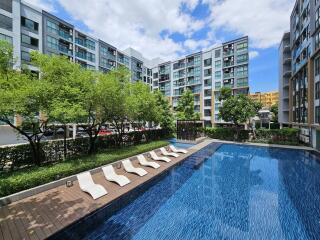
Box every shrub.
[204,127,249,141]
[255,128,299,145]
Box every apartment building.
[0,0,249,127]
[250,91,279,109]
[152,37,249,127]
[278,0,320,148]
[278,32,291,127]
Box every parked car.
[98,129,113,136]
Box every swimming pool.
[52,143,320,239]
[169,138,195,149]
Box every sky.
[25,0,295,93]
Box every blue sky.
[27,0,294,93]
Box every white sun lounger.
[77,172,107,200]
[137,154,160,169]
[160,147,179,158]
[169,144,188,154]
[122,159,147,176]
[149,151,171,163]
[102,165,131,187]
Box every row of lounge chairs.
[76,145,188,199]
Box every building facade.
[152,37,249,127]
[0,0,249,127]
[278,32,291,126]
[278,0,320,148]
[250,91,279,109]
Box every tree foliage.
[270,104,278,123]
[176,89,199,120]
[153,90,175,132]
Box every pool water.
[75,144,320,239]
[169,138,195,149]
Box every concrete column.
[72,124,77,139]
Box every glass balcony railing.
[59,45,72,55]
[59,29,72,41]
[224,73,234,79]
[223,62,234,67]
[223,50,234,56]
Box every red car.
[98,129,113,136]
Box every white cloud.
[249,51,259,59]
[53,0,205,60]
[25,0,55,12]
[204,0,295,48]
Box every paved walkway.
[0,140,213,240]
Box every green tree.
[153,90,175,132]
[127,81,158,129]
[270,104,278,123]
[176,89,199,120]
[219,94,259,140]
[219,87,232,101]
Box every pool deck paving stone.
[0,139,214,240]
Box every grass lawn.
[0,140,168,197]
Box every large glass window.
[215,71,221,79]
[316,31,320,50]
[0,33,12,43]
[316,81,320,99]
[316,106,320,123]
[237,77,248,87]
[204,68,212,77]
[0,0,12,13]
[0,14,12,31]
[47,20,59,35]
[237,54,248,63]
[204,58,212,67]
[87,52,95,62]
[215,49,221,58]
[236,65,248,77]
[315,56,320,76]
[215,82,221,89]
[46,35,58,50]
[86,39,95,50]
[21,34,39,48]
[215,60,221,68]
[21,17,38,32]
[237,42,248,51]
[316,7,320,30]
[21,51,31,62]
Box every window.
[215,49,221,58]
[194,55,201,66]
[237,54,248,63]
[316,106,320,123]
[101,46,108,57]
[204,89,212,97]
[101,58,108,68]
[237,77,248,87]
[215,82,221,89]
[0,0,12,13]
[316,31,320,50]
[215,60,221,68]
[0,33,12,43]
[316,7,320,30]
[215,71,221,79]
[22,34,39,48]
[204,109,211,117]
[86,39,95,50]
[237,42,248,51]
[236,66,248,77]
[316,82,320,100]
[204,99,211,107]
[0,14,12,31]
[153,72,158,79]
[204,68,212,77]
[47,20,59,35]
[87,52,95,62]
[204,58,212,67]
[315,57,320,76]
[21,51,31,62]
[21,17,38,31]
[46,36,58,50]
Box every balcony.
[223,50,234,57]
[59,29,72,42]
[224,73,234,79]
[223,62,234,68]
[186,80,201,86]
[59,45,72,56]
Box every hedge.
[254,128,299,145]
[204,127,300,145]
[204,128,249,141]
[0,129,171,172]
[0,140,169,197]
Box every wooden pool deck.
[0,140,213,240]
